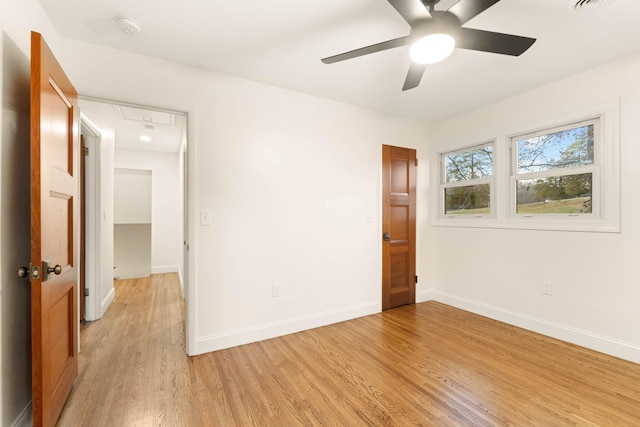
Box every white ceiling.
[40,0,640,124]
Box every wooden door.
[382,145,416,310]
[30,31,79,427]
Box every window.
[440,142,494,217]
[433,103,619,232]
[511,119,598,217]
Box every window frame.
[509,118,601,220]
[439,140,495,219]
[431,101,620,233]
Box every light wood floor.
[57,274,640,426]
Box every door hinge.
[84,288,89,297]
[415,158,418,166]
[415,275,418,283]
[82,146,89,156]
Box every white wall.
[98,129,115,316]
[115,149,182,276]
[56,38,430,355]
[425,53,640,363]
[114,168,152,224]
[1,31,32,427]
[113,168,152,279]
[114,224,152,279]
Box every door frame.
[381,145,417,310]
[79,114,104,321]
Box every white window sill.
[433,217,620,233]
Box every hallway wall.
[115,149,183,277]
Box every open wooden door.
[30,31,79,427]
[382,145,416,310]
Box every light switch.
[200,210,211,226]
[366,210,374,223]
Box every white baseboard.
[417,289,432,303]
[100,286,116,318]
[12,401,32,427]
[427,291,640,364]
[152,265,179,275]
[195,301,379,355]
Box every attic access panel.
[115,105,175,126]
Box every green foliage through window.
[441,143,493,216]
[445,185,491,214]
[516,174,592,214]
[513,119,597,216]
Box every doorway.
[113,168,152,279]
[79,98,188,322]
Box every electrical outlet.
[272,283,281,297]
[542,280,553,296]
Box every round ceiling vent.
[116,17,142,36]
[574,0,615,10]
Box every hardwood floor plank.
[57,274,640,426]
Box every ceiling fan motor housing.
[422,0,442,9]
[411,11,461,40]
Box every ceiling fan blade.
[402,62,427,91]
[322,36,412,64]
[448,0,501,25]
[386,0,431,26]
[457,28,536,56]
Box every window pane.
[516,173,592,214]
[444,184,491,215]
[517,124,594,173]
[444,146,492,183]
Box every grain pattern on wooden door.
[30,31,79,427]
[382,145,416,310]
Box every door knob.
[43,260,62,281]
[17,265,41,280]
[17,266,29,278]
[383,232,391,242]
[48,264,62,275]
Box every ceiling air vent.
[574,0,614,10]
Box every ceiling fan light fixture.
[409,33,456,65]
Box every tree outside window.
[513,120,596,215]
[441,143,493,216]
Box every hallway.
[58,274,190,425]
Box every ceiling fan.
[321,0,536,91]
